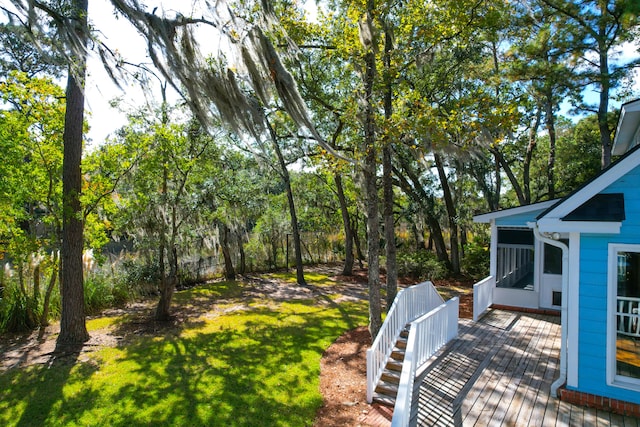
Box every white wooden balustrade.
[366,282,444,404]
[390,297,459,427]
[473,275,495,321]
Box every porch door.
[540,243,565,309]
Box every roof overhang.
[473,200,558,224]
[536,145,640,226]
[612,99,640,156]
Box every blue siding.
[574,164,640,403]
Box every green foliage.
[83,273,129,315]
[121,258,161,296]
[0,283,40,333]
[461,234,491,280]
[397,249,448,281]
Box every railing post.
[366,348,373,403]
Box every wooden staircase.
[371,325,409,407]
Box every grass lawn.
[0,272,368,426]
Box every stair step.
[381,370,401,384]
[390,349,405,361]
[372,393,396,407]
[375,380,399,396]
[370,324,411,410]
[385,358,403,372]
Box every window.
[496,228,534,290]
[543,240,569,275]
[609,244,640,389]
[544,244,563,274]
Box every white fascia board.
[612,100,640,156]
[536,218,622,234]
[540,148,640,221]
[473,200,558,223]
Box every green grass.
[266,272,337,287]
[0,275,368,427]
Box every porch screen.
[615,251,640,380]
[496,228,534,290]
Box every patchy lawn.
[0,265,475,427]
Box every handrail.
[391,297,459,427]
[473,275,495,321]
[366,281,444,403]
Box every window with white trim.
[609,244,640,388]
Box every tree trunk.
[383,145,397,307]
[220,223,236,280]
[155,233,170,320]
[237,230,247,275]
[492,148,526,206]
[361,2,382,339]
[523,106,541,204]
[598,45,612,169]
[33,264,41,303]
[267,122,306,286]
[494,151,501,210]
[544,90,557,199]
[155,163,170,320]
[434,153,459,274]
[57,0,89,349]
[382,21,397,308]
[393,160,450,268]
[334,173,354,276]
[154,86,175,321]
[412,221,426,251]
[351,215,365,269]
[39,252,59,339]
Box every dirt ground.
[313,269,474,427]
[0,265,474,427]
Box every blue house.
[474,99,640,410]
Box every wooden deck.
[411,309,640,426]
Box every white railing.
[391,297,460,427]
[366,281,444,403]
[473,275,495,321]
[617,296,640,337]
[496,245,533,288]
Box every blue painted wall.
[572,164,640,403]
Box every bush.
[0,284,40,333]
[122,258,161,296]
[397,250,447,281]
[84,272,130,315]
[462,235,490,280]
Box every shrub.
[122,258,161,296]
[397,250,447,281]
[0,283,40,333]
[84,272,130,315]
[462,235,490,280]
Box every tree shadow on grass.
[104,301,366,426]
[0,347,99,427]
[0,273,369,427]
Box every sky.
[83,1,640,148]
[84,1,162,148]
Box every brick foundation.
[558,388,640,417]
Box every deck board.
[411,309,640,426]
